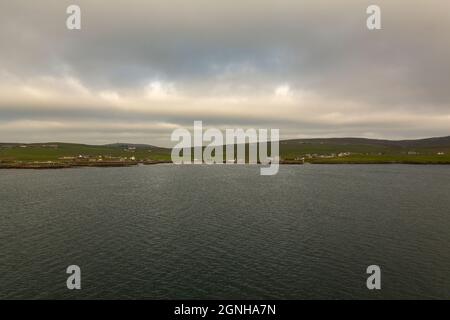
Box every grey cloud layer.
[0,0,449,145]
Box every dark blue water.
[1,164,449,299]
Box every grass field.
[0,143,171,162]
[278,137,450,164]
[1,136,449,165]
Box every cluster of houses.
[58,155,136,162]
[301,152,352,159]
[406,151,446,155]
[18,144,59,148]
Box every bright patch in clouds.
[99,90,120,102]
[145,81,176,100]
[275,85,292,98]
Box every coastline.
[0,160,172,169]
[1,159,449,169]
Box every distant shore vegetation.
[1,136,449,168]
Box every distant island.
[1,136,449,169]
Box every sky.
[0,0,449,146]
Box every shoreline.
[0,160,172,169]
[1,160,449,169]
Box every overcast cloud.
[0,0,449,146]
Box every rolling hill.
[1,136,449,164]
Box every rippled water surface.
[1,164,449,299]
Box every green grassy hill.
[0,143,171,162]
[1,136,449,164]
[279,136,450,163]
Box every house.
[338,152,351,157]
